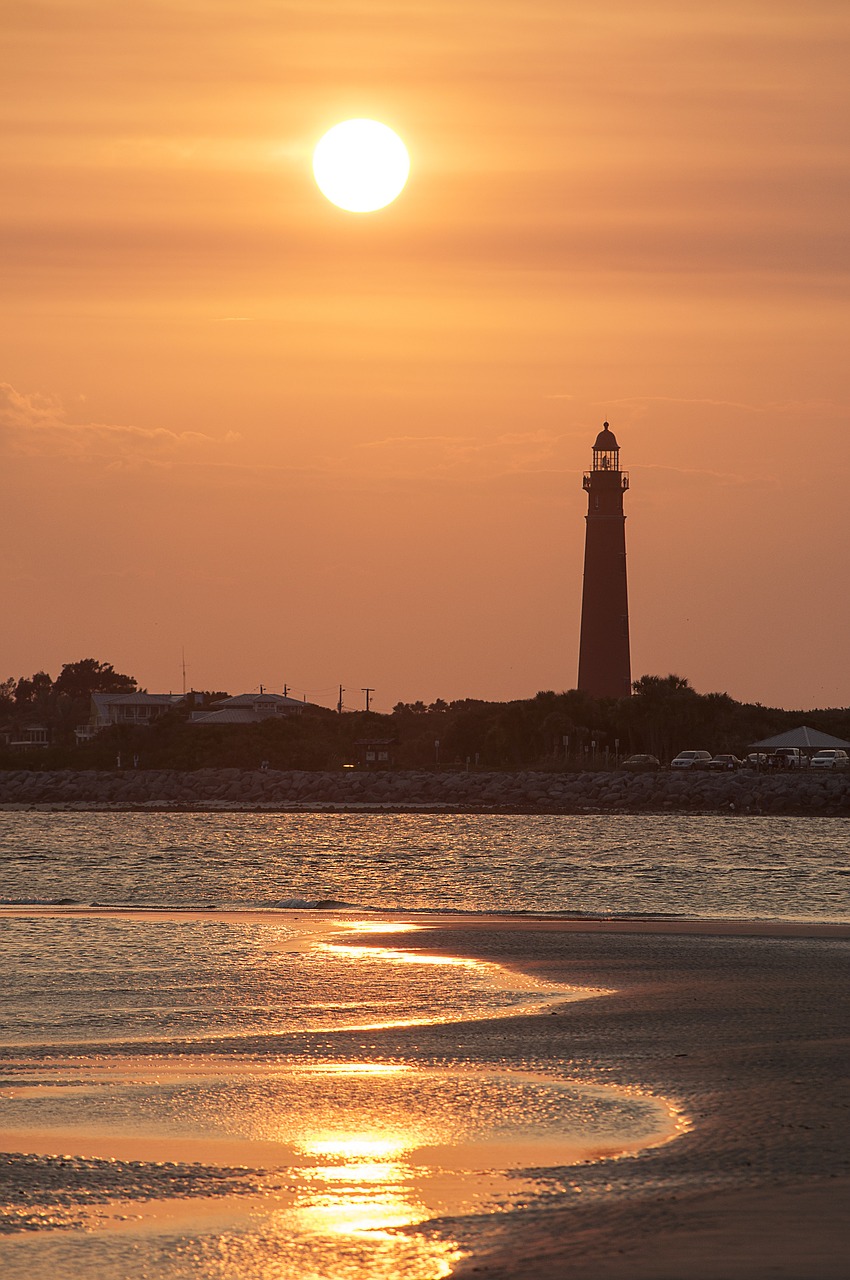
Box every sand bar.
[378,915,850,1279]
[2,913,848,1278]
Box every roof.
[211,693,307,710]
[749,725,850,751]
[593,422,619,451]
[93,692,183,707]
[190,709,272,726]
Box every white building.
[75,693,185,743]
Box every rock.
[0,767,848,814]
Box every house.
[75,693,185,743]
[189,691,310,727]
[6,724,50,751]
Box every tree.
[626,674,700,759]
[14,671,53,707]
[54,659,137,700]
[0,678,16,718]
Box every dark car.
[622,754,661,772]
[706,754,744,771]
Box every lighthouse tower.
[577,422,631,699]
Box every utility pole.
[181,647,187,697]
[337,685,344,714]
[362,687,374,712]
[283,684,288,697]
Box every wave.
[272,897,357,910]
[67,899,698,920]
[0,897,80,906]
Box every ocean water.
[0,810,847,920]
[0,811,845,1279]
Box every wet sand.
[2,914,848,1278]
[390,917,850,1279]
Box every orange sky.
[3,0,849,711]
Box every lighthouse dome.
[593,422,619,450]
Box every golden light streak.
[299,1134,411,1162]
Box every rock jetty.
[0,768,848,814]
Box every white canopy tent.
[749,725,850,752]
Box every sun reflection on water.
[0,916,688,1280]
[336,920,423,935]
[320,941,478,969]
[303,1161,403,1184]
[248,1059,683,1278]
[272,1096,460,1278]
[294,1185,425,1239]
[300,1134,411,1162]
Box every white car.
[770,747,806,769]
[809,749,849,770]
[670,750,712,770]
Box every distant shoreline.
[0,767,848,815]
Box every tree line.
[2,660,848,771]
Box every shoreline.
[3,905,849,936]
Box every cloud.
[0,382,240,461]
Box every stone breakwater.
[0,768,848,814]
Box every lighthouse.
[577,422,632,699]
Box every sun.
[313,119,410,213]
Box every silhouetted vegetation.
[0,659,138,754]
[2,663,849,772]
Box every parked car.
[744,752,770,769]
[706,754,744,771]
[622,754,661,772]
[670,750,712,770]
[809,749,849,771]
[769,747,806,770]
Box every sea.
[2,809,848,921]
[0,810,847,1280]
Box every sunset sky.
[3,0,849,712]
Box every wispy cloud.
[0,382,240,461]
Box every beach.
[2,911,848,1278]
[404,917,850,1279]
